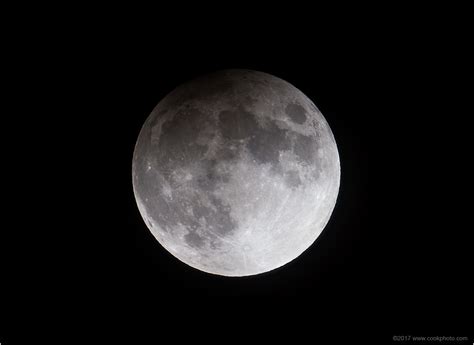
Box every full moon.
[132,70,340,276]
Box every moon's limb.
[132,69,340,276]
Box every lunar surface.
[132,70,340,276]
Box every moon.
[132,70,340,276]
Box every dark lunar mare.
[135,106,240,247]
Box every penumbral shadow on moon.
[132,69,340,276]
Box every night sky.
[2,9,471,343]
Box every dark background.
[2,7,472,343]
